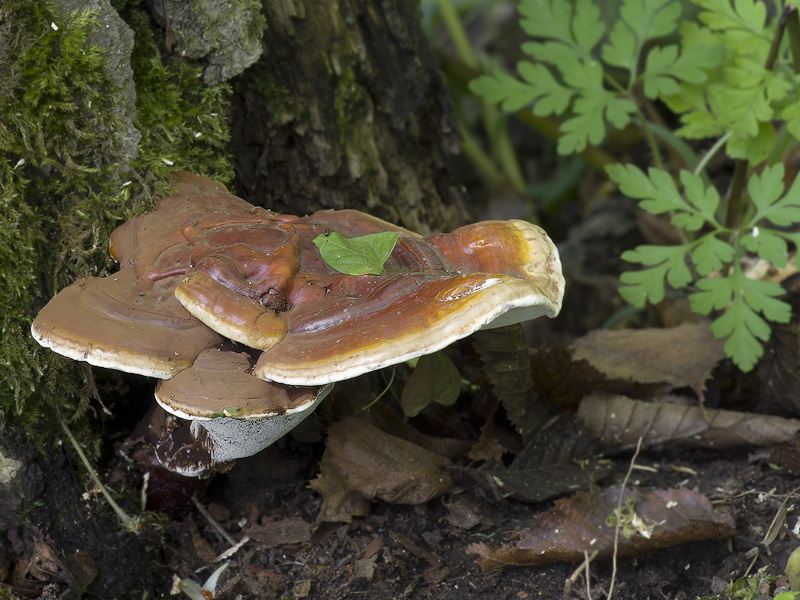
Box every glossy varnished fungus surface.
[31,268,223,379]
[33,172,564,388]
[155,345,322,420]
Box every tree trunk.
[229,0,468,234]
[2,1,472,596]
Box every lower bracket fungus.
[32,172,564,476]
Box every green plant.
[179,562,230,600]
[470,0,720,162]
[608,163,800,371]
[469,0,800,371]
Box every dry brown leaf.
[464,415,609,503]
[769,433,800,472]
[467,415,507,462]
[758,318,800,415]
[578,392,800,451]
[311,417,453,523]
[244,517,312,549]
[571,323,725,391]
[469,486,735,569]
[530,341,670,410]
[362,402,471,462]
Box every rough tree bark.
[229,0,468,234]
[1,1,471,597]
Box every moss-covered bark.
[0,0,236,438]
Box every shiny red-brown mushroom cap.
[154,345,332,469]
[154,344,327,420]
[33,174,563,389]
[252,217,563,385]
[31,269,223,379]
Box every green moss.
[122,3,234,188]
[0,0,234,444]
[333,67,366,145]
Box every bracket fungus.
[32,172,564,476]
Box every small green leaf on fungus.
[400,352,462,418]
[313,231,399,276]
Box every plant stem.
[436,51,616,171]
[723,4,792,231]
[785,5,800,73]
[695,131,731,177]
[635,101,664,171]
[436,0,527,197]
[436,0,478,69]
[457,118,503,188]
[60,417,140,533]
[724,160,748,230]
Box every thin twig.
[607,437,643,600]
[584,550,596,599]
[192,494,237,547]
[60,417,140,533]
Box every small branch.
[192,494,238,547]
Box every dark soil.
[5,413,797,600]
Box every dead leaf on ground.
[578,392,800,451]
[769,432,800,472]
[530,341,670,410]
[462,415,609,503]
[469,486,735,569]
[362,402,471,462]
[466,415,507,462]
[244,517,312,549]
[571,322,725,396]
[758,318,800,415]
[0,518,96,598]
[311,417,453,523]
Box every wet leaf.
[469,486,735,569]
[462,415,609,503]
[312,231,399,275]
[311,417,453,523]
[400,351,461,417]
[578,392,800,451]
[244,517,312,549]
[571,322,725,392]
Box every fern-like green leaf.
[711,294,768,372]
[692,235,735,275]
[689,276,733,315]
[745,164,800,228]
[741,228,788,268]
[469,71,541,112]
[619,244,694,306]
[519,0,604,61]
